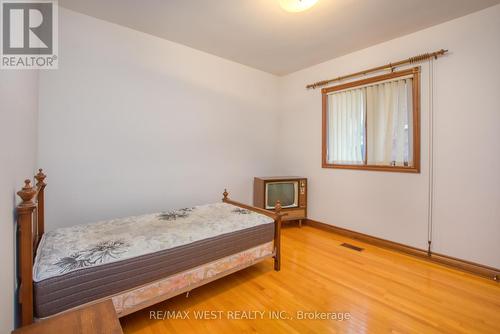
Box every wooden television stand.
[254,177,307,227]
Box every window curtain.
[366,78,413,166]
[327,89,365,164]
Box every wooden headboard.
[16,169,46,326]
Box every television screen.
[266,182,297,209]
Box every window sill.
[322,163,420,173]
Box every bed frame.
[15,170,284,326]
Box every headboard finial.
[223,189,229,201]
[17,180,37,207]
[35,168,47,188]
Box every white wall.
[278,5,500,268]
[38,8,280,229]
[0,71,38,332]
[38,6,500,269]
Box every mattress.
[33,203,275,318]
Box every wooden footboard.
[222,189,285,271]
[15,173,283,327]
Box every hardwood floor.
[120,226,500,333]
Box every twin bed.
[16,170,284,326]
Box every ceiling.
[59,0,500,75]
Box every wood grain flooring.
[120,225,500,333]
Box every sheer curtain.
[327,89,365,164]
[366,78,413,166]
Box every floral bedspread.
[33,203,274,282]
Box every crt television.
[253,177,307,221]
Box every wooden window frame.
[321,67,421,173]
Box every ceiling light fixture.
[279,0,319,13]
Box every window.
[322,67,420,172]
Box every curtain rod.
[306,49,448,89]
